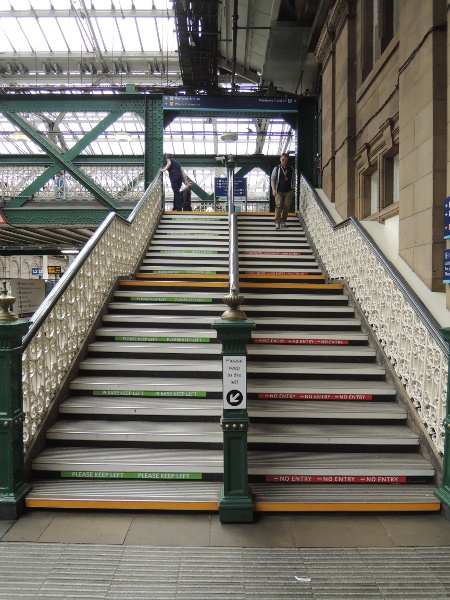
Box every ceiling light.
[61,249,79,255]
[221,132,238,142]
[12,132,28,141]
[114,131,132,142]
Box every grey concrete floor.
[2,511,450,599]
[3,509,450,547]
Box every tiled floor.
[3,509,450,547]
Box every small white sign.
[8,278,45,318]
[223,356,246,409]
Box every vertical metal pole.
[0,282,31,520]
[227,155,235,214]
[435,327,450,507]
[212,161,255,522]
[212,317,255,523]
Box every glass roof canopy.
[0,1,297,200]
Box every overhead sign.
[163,95,299,112]
[223,356,247,409]
[215,177,247,198]
[445,197,450,239]
[31,268,43,277]
[444,249,450,283]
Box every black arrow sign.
[226,389,243,407]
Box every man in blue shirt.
[270,153,295,229]
[160,154,188,211]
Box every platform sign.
[223,356,247,409]
[445,197,450,239]
[444,250,450,283]
[163,95,299,112]
[8,278,45,318]
[48,265,61,275]
[215,177,247,199]
[31,267,43,277]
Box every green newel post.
[212,289,255,523]
[0,281,31,520]
[436,328,450,507]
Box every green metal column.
[212,313,255,523]
[435,328,450,507]
[144,96,164,189]
[0,283,31,520]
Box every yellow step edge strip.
[120,281,229,288]
[254,502,441,512]
[134,274,327,282]
[240,282,343,290]
[241,275,325,281]
[136,273,229,280]
[165,211,226,216]
[25,499,440,512]
[25,500,218,511]
[119,280,342,290]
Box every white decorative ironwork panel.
[300,177,447,454]
[0,165,144,203]
[22,180,162,451]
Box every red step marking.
[253,338,349,345]
[244,271,308,275]
[266,475,407,483]
[242,251,302,255]
[258,393,373,400]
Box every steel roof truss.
[4,110,124,209]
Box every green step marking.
[61,471,202,480]
[93,390,207,397]
[151,270,216,274]
[130,296,213,303]
[114,336,211,342]
[159,250,218,254]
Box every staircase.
[25,212,440,512]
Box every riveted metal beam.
[144,96,164,188]
[4,111,123,209]
[3,209,131,226]
[12,112,126,201]
[0,94,147,113]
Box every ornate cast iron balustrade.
[21,178,163,451]
[300,176,448,454]
[164,200,270,212]
[0,165,145,202]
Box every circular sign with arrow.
[226,389,243,407]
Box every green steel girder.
[0,94,149,113]
[0,154,278,169]
[9,112,123,208]
[3,209,132,226]
[4,111,122,209]
[144,96,164,188]
[117,175,142,198]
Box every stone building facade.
[315,0,447,298]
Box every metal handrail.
[301,176,446,353]
[23,174,161,349]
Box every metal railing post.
[212,155,255,523]
[0,282,31,519]
[435,327,450,507]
